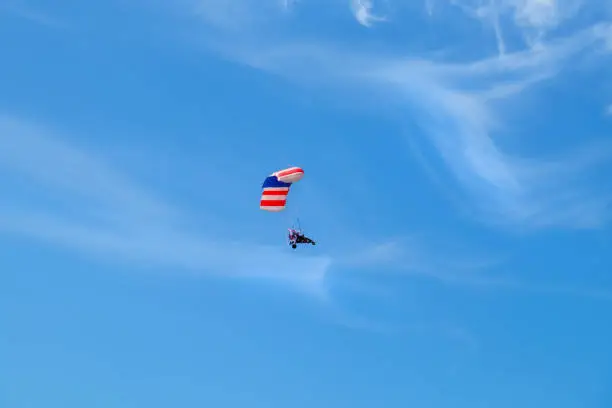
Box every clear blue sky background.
[1,0,612,407]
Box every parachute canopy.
[260,166,304,212]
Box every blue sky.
[1,0,612,406]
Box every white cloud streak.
[351,0,386,27]
[8,113,600,311]
[362,23,612,229]
[0,115,331,294]
[212,20,612,230]
[183,0,612,231]
[451,0,587,49]
[185,0,296,34]
[335,236,612,305]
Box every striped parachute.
[259,166,304,212]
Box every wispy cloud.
[450,0,586,49]
[0,114,331,293]
[364,23,612,229]
[9,112,600,319]
[334,236,509,288]
[184,0,612,231]
[449,0,507,55]
[323,233,612,346]
[332,234,612,303]
[323,301,481,350]
[186,0,294,34]
[0,115,500,344]
[350,0,386,27]
[504,0,583,43]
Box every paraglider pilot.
[288,228,316,249]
